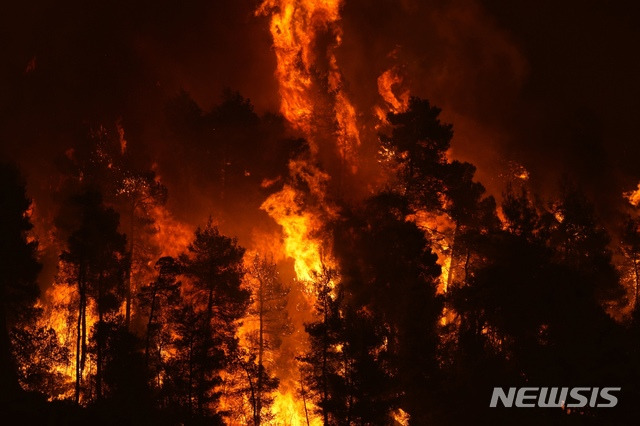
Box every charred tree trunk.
[321,292,330,426]
[256,277,265,425]
[196,280,215,416]
[634,254,639,307]
[344,350,353,426]
[300,378,311,426]
[145,287,158,367]
[75,288,87,404]
[242,362,258,425]
[96,272,104,401]
[125,203,135,330]
[75,265,87,404]
[463,248,471,286]
[188,337,194,418]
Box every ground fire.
[2,0,640,425]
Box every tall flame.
[256,1,357,421]
[261,185,326,283]
[257,0,360,170]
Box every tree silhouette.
[173,221,250,421]
[0,162,42,404]
[382,97,498,293]
[10,307,70,398]
[138,256,182,374]
[448,185,629,423]
[240,255,291,425]
[116,170,168,330]
[332,192,443,423]
[381,97,453,208]
[59,189,127,403]
[54,122,169,331]
[545,184,624,305]
[164,301,202,422]
[299,267,342,426]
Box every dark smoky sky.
[339,0,640,220]
[1,0,639,224]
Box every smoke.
[336,0,638,226]
[2,0,639,267]
[336,0,527,196]
[0,0,283,250]
[2,1,638,419]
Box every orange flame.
[624,183,640,207]
[410,209,456,293]
[377,67,410,113]
[257,0,361,170]
[261,184,326,284]
[149,205,193,258]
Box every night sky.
[2,0,639,223]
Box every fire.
[256,3,421,423]
[39,281,99,401]
[261,185,325,283]
[260,158,336,285]
[116,119,127,154]
[257,134,340,424]
[257,0,361,169]
[377,67,410,113]
[271,390,321,426]
[392,408,411,425]
[149,205,193,258]
[624,182,640,207]
[411,209,457,293]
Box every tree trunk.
[446,221,460,292]
[243,363,258,425]
[75,283,86,404]
[188,338,194,418]
[96,272,104,401]
[322,291,330,426]
[196,286,215,415]
[256,277,265,425]
[300,378,311,426]
[125,203,135,330]
[145,288,158,367]
[634,254,639,307]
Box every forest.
[2,93,640,425]
[2,0,640,425]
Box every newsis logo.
[490,387,621,408]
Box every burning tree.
[237,254,292,425]
[331,192,443,424]
[138,256,182,378]
[381,96,498,292]
[163,221,250,422]
[621,215,640,312]
[58,189,127,403]
[115,169,168,330]
[55,123,169,331]
[2,1,639,423]
[446,185,629,424]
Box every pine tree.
[331,192,443,423]
[138,257,181,374]
[241,255,291,425]
[0,163,42,404]
[59,189,127,403]
[175,221,250,420]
